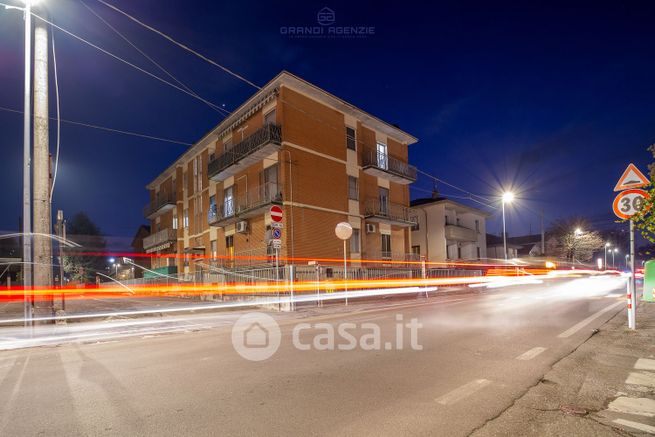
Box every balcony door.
[261,164,279,202]
[224,186,235,217]
[379,187,389,216]
[376,142,388,170]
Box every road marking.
[436,379,491,405]
[625,372,655,388]
[608,397,655,417]
[634,358,655,371]
[612,418,655,434]
[556,301,624,338]
[516,347,547,361]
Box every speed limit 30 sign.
[613,189,649,219]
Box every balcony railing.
[363,198,415,227]
[362,149,417,184]
[143,194,176,219]
[143,228,177,252]
[208,182,282,227]
[208,123,282,181]
[363,252,421,262]
[444,224,478,242]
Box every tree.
[546,217,604,263]
[631,143,655,242]
[63,212,106,283]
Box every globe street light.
[501,192,514,260]
[335,222,353,305]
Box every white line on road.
[612,418,655,434]
[556,301,624,338]
[625,372,655,388]
[608,397,655,417]
[515,347,547,361]
[634,358,655,371]
[435,379,491,405]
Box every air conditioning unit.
[366,223,376,234]
[236,221,248,234]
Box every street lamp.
[335,222,353,305]
[612,248,618,269]
[604,242,611,270]
[575,228,582,236]
[501,192,514,260]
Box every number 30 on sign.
[613,189,649,219]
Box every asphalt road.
[0,275,630,436]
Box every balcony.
[445,224,478,242]
[208,182,283,227]
[208,123,282,181]
[143,194,176,219]
[143,228,177,253]
[362,149,417,184]
[363,198,416,227]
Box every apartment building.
[142,71,418,277]
[409,195,489,262]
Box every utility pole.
[32,18,53,319]
[56,210,66,313]
[22,0,33,326]
[540,210,545,256]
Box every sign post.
[612,163,650,330]
[269,205,284,311]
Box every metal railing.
[143,193,176,218]
[362,149,417,181]
[143,228,177,250]
[208,182,282,225]
[208,123,282,179]
[363,198,415,224]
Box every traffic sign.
[614,163,650,192]
[272,239,282,249]
[270,222,283,229]
[270,205,283,222]
[272,228,282,239]
[612,189,649,219]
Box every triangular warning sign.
[614,163,650,191]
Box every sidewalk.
[473,301,655,436]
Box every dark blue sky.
[1,0,654,246]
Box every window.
[264,108,276,125]
[223,138,233,152]
[224,186,234,217]
[209,195,216,221]
[457,246,462,259]
[172,212,178,230]
[209,151,215,162]
[210,240,217,264]
[411,245,420,255]
[477,247,481,259]
[348,176,358,200]
[456,217,461,226]
[379,187,389,215]
[376,142,388,170]
[261,164,279,200]
[350,228,360,253]
[183,208,189,229]
[410,216,419,231]
[475,219,480,233]
[381,234,391,258]
[445,215,450,225]
[346,126,356,151]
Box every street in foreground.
[1,276,653,436]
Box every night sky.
[1,0,654,248]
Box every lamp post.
[604,242,611,270]
[612,248,618,269]
[335,222,353,305]
[501,192,514,260]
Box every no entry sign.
[270,205,283,222]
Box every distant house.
[410,195,489,262]
[486,234,521,259]
[507,234,547,257]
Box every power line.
[0,105,192,145]
[80,0,228,115]
[49,21,61,201]
[2,4,233,115]
[94,0,261,90]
